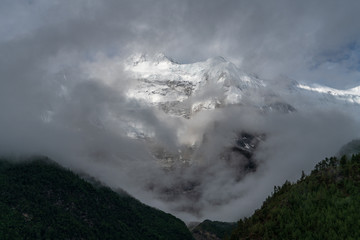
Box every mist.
[1,0,360,222]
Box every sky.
[1,0,360,88]
[1,0,360,222]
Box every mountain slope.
[124,53,266,118]
[297,84,360,105]
[0,157,194,240]
[229,153,360,240]
[123,54,360,118]
[191,220,236,240]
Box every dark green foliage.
[192,220,236,239]
[229,154,360,240]
[0,157,194,240]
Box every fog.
[1,0,360,222]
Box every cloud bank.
[1,0,360,222]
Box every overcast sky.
[1,0,360,222]
[1,0,360,88]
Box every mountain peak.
[123,53,267,119]
[128,53,176,66]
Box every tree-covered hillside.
[0,157,194,240]
[229,154,360,240]
[191,219,236,240]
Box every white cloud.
[1,0,360,222]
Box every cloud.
[1,0,360,223]
[2,0,360,86]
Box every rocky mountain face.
[124,53,267,118]
[124,53,360,122]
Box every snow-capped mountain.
[121,53,360,167]
[124,53,266,118]
[60,53,360,220]
[297,83,360,105]
[124,53,360,119]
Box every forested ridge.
[0,157,194,240]
[228,153,360,240]
[191,219,236,240]
[3,153,360,240]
